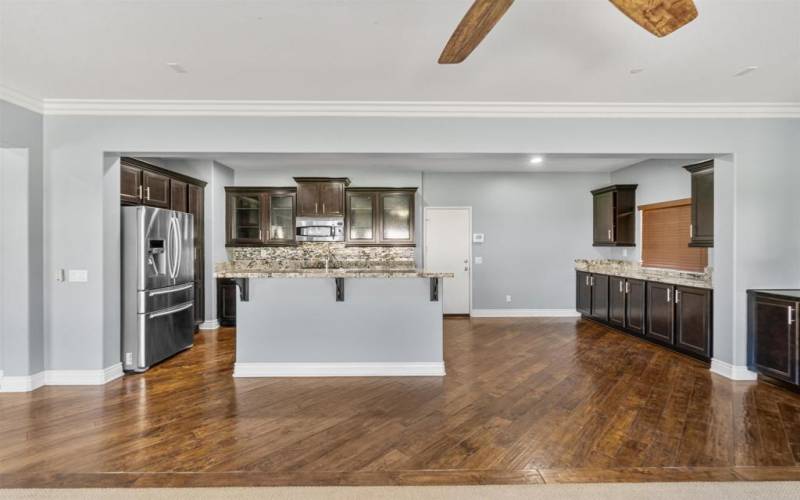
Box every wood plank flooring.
[1,317,799,487]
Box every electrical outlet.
[506,295,512,303]
[475,256,483,264]
[68,269,88,282]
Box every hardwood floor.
[1,317,799,487]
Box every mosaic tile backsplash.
[227,243,416,270]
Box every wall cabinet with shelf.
[225,187,297,247]
[591,184,637,247]
[345,188,416,246]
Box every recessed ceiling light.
[733,66,758,77]
[166,62,188,74]
[529,156,544,165]
[629,68,645,74]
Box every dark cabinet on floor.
[591,185,637,247]
[748,291,800,387]
[217,279,238,326]
[685,160,714,248]
[120,157,207,329]
[577,271,712,361]
[345,188,416,246]
[225,187,297,246]
[294,177,349,217]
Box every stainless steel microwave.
[295,217,345,242]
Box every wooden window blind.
[640,198,708,272]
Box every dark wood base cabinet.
[748,290,800,389]
[578,271,712,362]
[217,279,238,326]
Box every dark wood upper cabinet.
[591,185,637,247]
[625,278,646,335]
[590,274,609,322]
[675,286,712,358]
[646,281,675,344]
[294,178,350,217]
[609,276,627,328]
[345,188,416,247]
[685,160,714,247]
[120,163,143,204]
[225,187,297,247]
[170,179,188,212]
[576,271,592,316]
[266,190,297,244]
[748,291,799,385]
[142,170,171,208]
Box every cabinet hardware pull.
[788,306,794,325]
[625,282,630,294]
[315,202,318,214]
[675,290,681,303]
[590,276,594,286]
[259,229,262,240]
[608,229,612,240]
[322,203,325,213]
[619,281,623,293]
[137,185,143,199]
[585,276,589,286]
[667,289,671,302]
[146,186,151,200]
[690,224,693,238]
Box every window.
[640,198,707,272]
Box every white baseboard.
[471,309,580,318]
[710,359,758,381]
[199,319,220,330]
[0,364,123,392]
[233,362,446,378]
[0,371,45,392]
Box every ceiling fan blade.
[439,0,514,64]
[610,0,698,37]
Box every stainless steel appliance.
[295,216,345,242]
[122,206,194,372]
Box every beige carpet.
[2,483,799,499]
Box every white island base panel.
[233,278,445,377]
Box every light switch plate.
[68,269,88,282]
[473,233,485,243]
[475,256,483,264]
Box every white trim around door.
[424,206,473,316]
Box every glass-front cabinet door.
[346,191,377,244]
[268,191,296,243]
[379,192,414,244]
[227,191,264,245]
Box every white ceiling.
[137,153,710,173]
[1,0,799,102]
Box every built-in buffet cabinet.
[120,158,207,328]
[577,270,712,360]
[748,290,800,390]
[225,187,297,246]
[591,184,637,247]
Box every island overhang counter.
[214,265,454,378]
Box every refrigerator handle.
[173,215,182,279]
[167,216,177,279]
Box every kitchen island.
[214,263,453,377]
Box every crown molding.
[0,86,43,114]
[38,99,800,118]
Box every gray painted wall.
[40,114,800,373]
[0,100,44,377]
[422,172,611,310]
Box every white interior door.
[424,207,471,315]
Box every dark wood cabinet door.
[296,182,320,216]
[120,164,143,204]
[686,161,714,247]
[267,192,296,243]
[625,279,646,335]
[170,179,188,212]
[226,191,265,245]
[188,184,204,326]
[142,170,170,208]
[646,282,675,344]
[609,276,626,327]
[378,191,415,244]
[675,286,712,359]
[593,191,614,245]
[319,182,344,216]
[576,271,592,316]
[217,279,237,326]
[590,274,609,322]
[346,191,378,244]
[750,295,798,384]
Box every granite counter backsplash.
[575,259,712,289]
[228,243,415,270]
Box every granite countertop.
[575,259,712,289]
[214,262,453,279]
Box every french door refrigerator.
[122,206,194,372]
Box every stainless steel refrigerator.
[122,206,195,372]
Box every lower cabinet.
[748,291,799,386]
[577,271,712,361]
[217,279,238,326]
